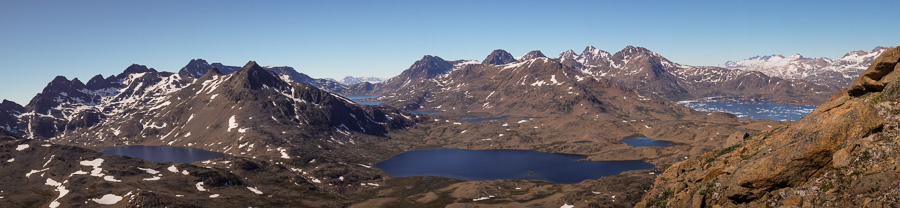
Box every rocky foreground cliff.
[638,47,900,207]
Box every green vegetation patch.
[644,188,675,207]
[707,143,742,162]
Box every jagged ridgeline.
[349,46,838,107]
[3,60,416,159]
[638,47,900,207]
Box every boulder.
[848,47,900,96]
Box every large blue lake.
[375,148,655,184]
[678,98,816,121]
[100,146,228,163]
[346,95,384,105]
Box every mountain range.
[723,46,888,87]
[179,58,350,94]
[350,46,839,106]
[336,76,384,85]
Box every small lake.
[100,146,228,163]
[678,98,816,121]
[621,137,671,147]
[460,115,507,123]
[375,148,655,184]
[411,110,444,114]
[346,95,384,105]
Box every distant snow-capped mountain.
[722,54,832,79]
[548,45,834,105]
[338,76,384,85]
[722,47,888,86]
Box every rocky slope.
[724,46,888,87]
[0,130,360,207]
[638,47,900,207]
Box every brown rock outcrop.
[848,47,900,96]
[638,47,900,207]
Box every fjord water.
[678,98,816,121]
[100,146,228,163]
[346,95,384,105]
[375,148,655,184]
[621,137,672,147]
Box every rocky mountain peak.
[121,64,156,77]
[86,74,105,86]
[0,99,23,110]
[231,61,285,90]
[407,55,453,79]
[517,50,546,61]
[557,49,578,61]
[50,75,69,83]
[418,55,443,63]
[242,61,260,70]
[71,78,84,85]
[617,45,654,56]
[199,67,224,79]
[582,45,602,55]
[481,49,517,65]
[179,58,214,78]
[578,45,612,64]
[188,58,209,65]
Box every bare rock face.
[517,50,546,61]
[638,47,900,207]
[848,47,900,96]
[481,49,517,65]
[722,95,882,202]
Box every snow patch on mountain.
[722,47,888,84]
[338,76,384,85]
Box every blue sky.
[1,0,897,104]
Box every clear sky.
[1,0,897,104]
